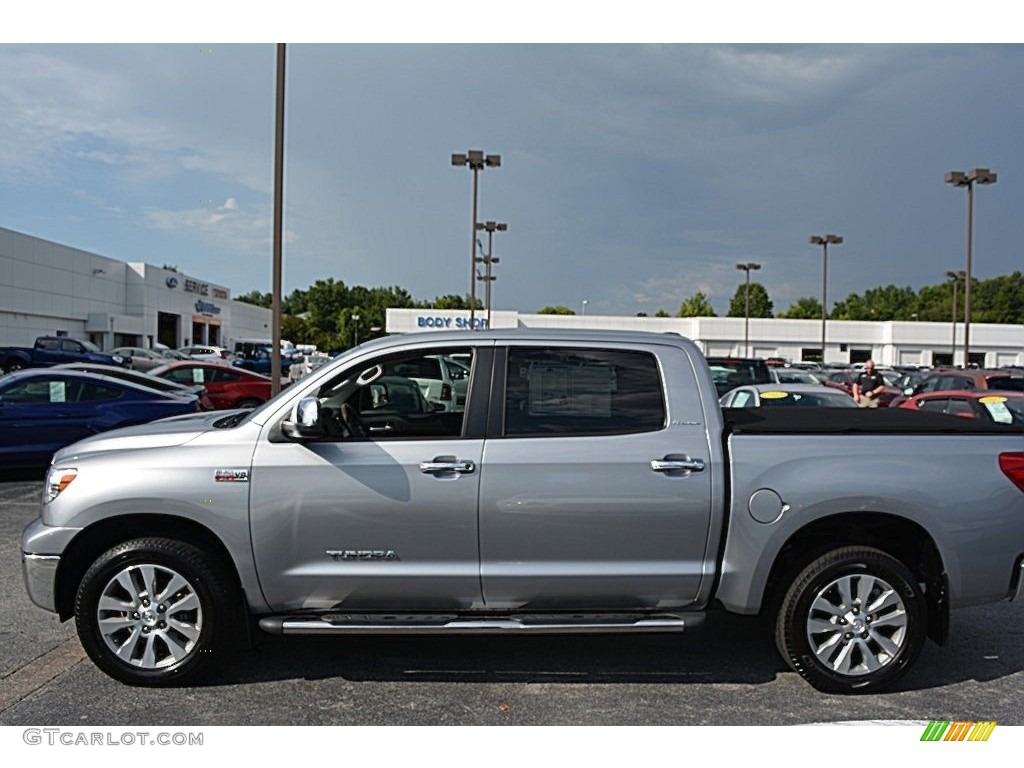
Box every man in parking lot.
[852,359,885,407]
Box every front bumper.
[22,517,83,615]
[22,553,60,612]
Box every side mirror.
[282,396,324,440]
[903,387,915,396]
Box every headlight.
[112,355,124,363]
[44,467,78,504]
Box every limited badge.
[214,469,249,482]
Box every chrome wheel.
[805,573,908,676]
[96,563,203,669]
[776,546,926,693]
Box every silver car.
[720,383,857,408]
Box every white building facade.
[0,226,272,351]
[386,308,1024,368]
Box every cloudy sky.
[1,37,1021,316]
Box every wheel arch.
[762,512,949,645]
[55,514,245,622]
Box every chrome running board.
[258,612,703,636]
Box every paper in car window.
[192,368,204,384]
[49,381,67,403]
[980,398,1012,424]
[760,391,789,400]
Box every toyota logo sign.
[166,276,178,288]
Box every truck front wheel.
[74,538,233,686]
[775,546,926,694]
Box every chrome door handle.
[651,458,705,473]
[419,460,475,474]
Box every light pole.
[735,262,761,357]
[809,235,843,363]
[452,150,501,330]
[475,220,506,329]
[582,299,588,316]
[351,314,360,347]
[946,168,997,366]
[945,269,966,365]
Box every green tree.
[538,305,577,315]
[727,282,773,318]
[236,290,272,308]
[280,314,311,344]
[830,285,917,321]
[778,297,823,319]
[676,292,717,317]
[655,309,670,318]
[305,278,350,334]
[415,294,482,310]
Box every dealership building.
[0,226,272,351]
[387,308,1024,369]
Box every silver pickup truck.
[21,330,1024,692]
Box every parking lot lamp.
[475,221,506,329]
[582,299,588,316]
[945,270,966,364]
[452,150,501,330]
[735,262,761,357]
[946,169,997,365]
[351,314,360,347]
[808,235,843,363]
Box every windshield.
[80,339,102,353]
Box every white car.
[384,354,470,412]
[178,345,233,363]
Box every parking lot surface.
[3,475,1023,726]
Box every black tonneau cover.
[723,407,1024,435]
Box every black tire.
[235,398,262,409]
[74,538,235,686]
[4,359,25,373]
[775,546,926,694]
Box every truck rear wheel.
[4,359,24,373]
[74,538,234,686]
[775,546,926,694]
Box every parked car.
[287,353,331,383]
[177,345,232,363]
[54,363,216,411]
[720,383,858,408]
[384,354,470,411]
[0,368,199,466]
[899,390,1024,425]
[0,336,128,373]
[233,347,292,376]
[149,361,277,409]
[23,330,1024,694]
[110,346,168,372]
[704,356,773,397]
[770,368,824,385]
[909,368,1024,396]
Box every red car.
[149,361,279,410]
[899,390,1024,425]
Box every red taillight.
[441,383,452,400]
[1000,453,1024,493]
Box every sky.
[2,14,1022,317]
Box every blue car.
[0,369,200,467]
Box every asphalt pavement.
[2,475,1023,726]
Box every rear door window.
[504,347,665,436]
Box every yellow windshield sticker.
[979,395,1007,404]
[760,391,789,400]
